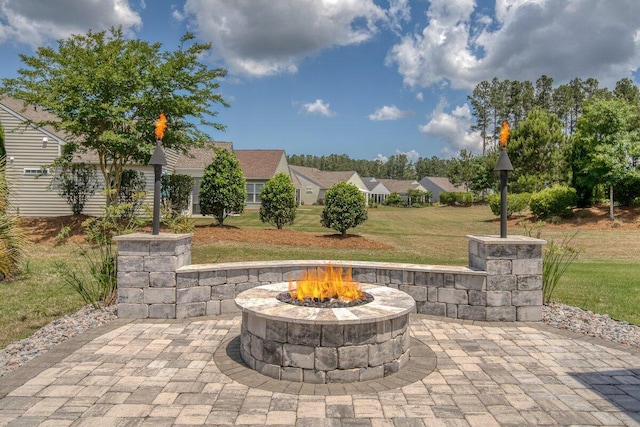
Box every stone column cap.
[467,235,546,245]
[113,232,192,242]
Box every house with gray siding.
[419,176,466,203]
[289,165,369,205]
[0,95,178,217]
[174,144,290,214]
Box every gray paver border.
[213,335,436,395]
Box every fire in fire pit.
[279,264,373,308]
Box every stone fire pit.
[235,283,415,383]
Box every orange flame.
[499,121,510,148]
[155,113,167,141]
[289,264,363,302]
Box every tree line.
[287,153,451,181]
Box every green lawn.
[1,204,638,348]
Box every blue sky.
[1,1,640,162]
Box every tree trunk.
[609,184,614,221]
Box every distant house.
[289,165,369,205]
[419,176,466,203]
[234,149,289,209]
[364,178,429,205]
[174,144,289,213]
[0,95,290,217]
[362,177,389,204]
[0,95,178,217]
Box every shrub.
[58,203,141,308]
[382,192,405,207]
[487,192,531,218]
[320,182,368,236]
[199,148,246,225]
[440,191,473,206]
[259,173,297,229]
[161,173,194,218]
[55,162,100,215]
[0,157,27,280]
[529,185,578,219]
[117,169,147,220]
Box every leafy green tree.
[199,148,246,225]
[161,174,195,218]
[259,173,297,229]
[118,169,147,220]
[572,98,640,218]
[382,154,415,180]
[415,156,451,180]
[55,163,100,215]
[468,80,492,155]
[1,27,228,206]
[614,77,640,106]
[508,108,569,192]
[320,182,368,236]
[535,75,554,111]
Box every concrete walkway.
[0,314,638,426]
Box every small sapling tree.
[259,173,297,229]
[320,182,368,236]
[199,148,246,225]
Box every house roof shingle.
[234,149,285,180]
[289,165,356,189]
[377,179,422,194]
[174,142,233,168]
[420,176,463,192]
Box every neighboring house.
[362,177,389,204]
[420,176,466,203]
[174,144,290,213]
[0,95,178,217]
[234,149,289,209]
[289,165,369,205]
[173,142,232,215]
[365,178,429,205]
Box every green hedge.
[529,185,577,219]
[487,192,531,218]
[440,191,473,206]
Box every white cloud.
[299,99,336,117]
[368,105,414,121]
[415,92,424,102]
[419,101,481,156]
[375,153,388,163]
[182,0,388,77]
[0,0,141,48]
[395,149,420,163]
[386,0,640,89]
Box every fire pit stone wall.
[114,234,546,322]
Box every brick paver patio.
[0,314,638,426]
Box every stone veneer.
[235,283,415,383]
[114,233,545,322]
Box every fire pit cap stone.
[235,283,416,325]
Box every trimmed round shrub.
[529,185,578,219]
[440,191,474,206]
[487,192,531,218]
[320,182,368,235]
[382,192,405,207]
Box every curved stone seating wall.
[114,233,545,322]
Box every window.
[23,168,50,176]
[306,186,313,194]
[246,182,264,203]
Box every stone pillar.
[114,233,191,319]
[468,235,546,322]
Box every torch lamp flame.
[155,113,167,141]
[499,121,510,148]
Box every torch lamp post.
[149,114,168,235]
[494,122,513,238]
